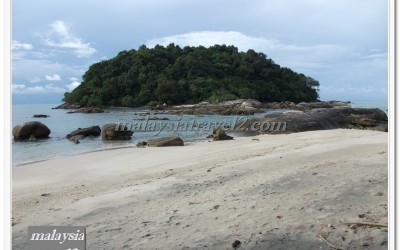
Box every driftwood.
[318,234,344,250]
[343,221,388,227]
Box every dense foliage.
[63,44,320,106]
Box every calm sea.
[11,100,388,166]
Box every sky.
[11,0,388,104]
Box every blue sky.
[12,0,388,104]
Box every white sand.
[12,129,388,249]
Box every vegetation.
[63,44,320,107]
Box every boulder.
[221,106,262,115]
[66,126,101,143]
[147,136,184,147]
[102,123,134,140]
[240,107,388,134]
[212,127,234,141]
[13,121,51,140]
[32,114,49,118]
[136,141,148,147]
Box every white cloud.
[45,74,61,81]
[12,57,86,84]
[362,53,387,59]
[12,83,66,94]
[45,84,67,93]
[12,40,33,50]
[65,81,81,91]
[41,20,97,58]
[29,77,41,83]
[320,85,375,94]
[147,31,267,51]
[69,77,79,81]
[12,84,26,91]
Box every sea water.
[12,104,268,166]
[350,100,388,113]
[12,101,388,166]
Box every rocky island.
[61,44,320,108]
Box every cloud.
[65,81,81,91]
[147,31,269,51]
[40,20,97,58]
[12,40,33,50]
[362,53,387,59]
[12,84,26,91]
[29,77,41,83]
[12,83,66,94]
[12,57,87,84]
[320,85,375,94]
[45,74,61,81]
[69,77,79,81]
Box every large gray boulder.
[66,126,101,143]
[102,123,133,140]
[13,121,51,140]
[147,136,184,147]
[240,107,387,134]
[67,126,101,138]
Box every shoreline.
[12,129,388,249]
[13,101,388,167]
[13,144,137,167]
[13,137,207,167]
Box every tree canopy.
[63,44,320,107]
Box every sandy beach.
[12,129,388,249]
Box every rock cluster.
[165,99,263,115]
[240,107,387,134]
[263,100,351,110]
[52,103,82,109]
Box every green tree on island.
[63,44,320,107]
